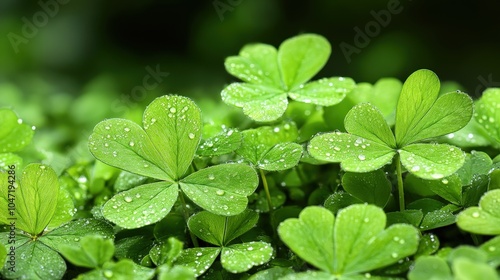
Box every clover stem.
[179,190,199,247]
[395,154,405,211]
[259,169,273,212]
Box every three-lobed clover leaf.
[309,69,473,180]
[175,209,274,276]
[222,33,355,122]
[89,95,259,228]
[457,189,500,235]
[277,205,419,278]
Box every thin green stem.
[178,190,199,247]
[259,169,273,212]
[395,154,405,211]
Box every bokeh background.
[1,0,499,160]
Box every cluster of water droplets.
[219,242,273,273]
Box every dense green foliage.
[1,33,500,279]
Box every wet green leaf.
[456,151,493,186]
[452,258,499,280]
[419,209,456,231]
[180,164,258,216]
[0,109,34,153]
[341,170,391,207]
[47,188,75,230]
[149,237,184,266]
[288,77,355,106]
[457,189,500,235]
[197,128,242,156]
[1,241,66,280]
[257,143,303,171]
[278,205,419,276]
[324,191,362,214]
[278,34,330,89]
[188,209,258,246]
[221,83,288,122]
[399,143,465,180]
[480,235,500,267]
[308,132,396,172]
[89,95,202,181]
[344,103,396,147]
[278,206,335,273]
[102,182,178,229]
[408,256,452,280]
[39,219,114,253]
[415,233,440,257]
[6,164,59,235]
[237,122,299,164]
[222,34,351,122]
[175,247,220,277]
[395,69,473,145]
[59,235,114,268]
[225,44,281,87]
[114,171,148,192]
[220,241,274,273]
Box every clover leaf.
[0,164,58,236]
[0,109,35,169]
[278,205,419,278]
[457,189,500,235]
[176,209,273,276]
[89,95,259,228]
[222,33,355,122]
[309,69,473,210]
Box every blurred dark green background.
[1,0,499,157]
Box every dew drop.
[124,196,133,203]
[358,154,366,161]
[124,127,130,132]
[105,125,110,130]
[391,252,398,258]
[411,166,420,172]
[208,174,215,180]
[216,190,225,196]
[441,179,449,184]
[472,212,480,218]
[112,151,118,157]
[170,107,177,113]
[188,133,195,139]
[129,141,135,147]
[17,118,23,124]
